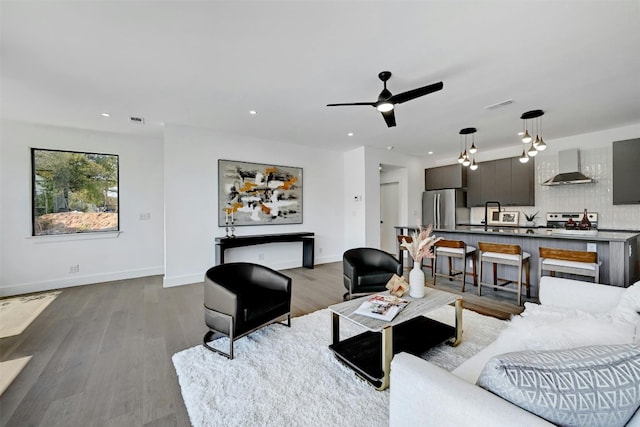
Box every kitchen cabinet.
[465,157,535,207]
[424,164,466,190]
[510,157,535,206]
[613,138,640,205]
[466,166,482,207]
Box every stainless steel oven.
[546,212,598,229]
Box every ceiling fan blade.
[326,102,376,107]
[389,81,444,105]
[381,109,396,127]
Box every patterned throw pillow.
[477,344,640,427]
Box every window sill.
[28,231,121,243]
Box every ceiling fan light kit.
[326,71,548,163]
[326,71,443,128]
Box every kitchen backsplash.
[469,146,640,230]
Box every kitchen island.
[395,225,639,297]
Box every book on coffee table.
[353,294,410,322]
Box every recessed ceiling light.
[347,132,354,137]
[101,113,110,117]
[428,151,434,155]
[387,146,394,150]
[249,110,257,115]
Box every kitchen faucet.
[484,201,501,231]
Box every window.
[31,148,119,236]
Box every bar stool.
[433,240,477,292]
[478,242,531,306]
[397,235,434,278]
[539,247,599,283]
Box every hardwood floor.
[0,261,522,427]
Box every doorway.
[380,181,399,254]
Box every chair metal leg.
[461,255,466,293]
[478,253,483,297]
[471,252,477,286]
[525,260,531,299]
[203,330,235,359]
[433,255,438,286]
[517,262,522,306]
[203,313,290,359]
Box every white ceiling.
[2,1,639,163]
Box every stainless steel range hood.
[542,148,595,186]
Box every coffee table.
[329,288,462,390]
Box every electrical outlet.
[69,264,80,273]
[587,243,597,252]
[139,212,151,220]
[319,247,323,254]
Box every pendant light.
[521,123,532,144]
[519,110,546,159]
[457,134,464,163]
[519,148,529,163]
[536,114,547,151]
[469,133,477,154]
[459,127,478,169]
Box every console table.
[215,232,315,269]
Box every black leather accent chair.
[343,248,403,300]
[203,262,292,359]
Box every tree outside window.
[31,148,119,236]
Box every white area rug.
[172,305,507,427]
[0,291,61,338]
[0,356,32,396]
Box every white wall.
[533,123,640,230]
[343,146,426,249]
[163,124,344,287]
[0,120,164,296]
[343,147,366,249]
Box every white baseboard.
[162,256,342,288]
[0,266,164,297]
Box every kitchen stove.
[546,212,598,229]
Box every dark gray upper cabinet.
[613,138,640,205]
[424,164,467,190]
[465,157,535,207]
[510,157,535,206]
[466,165,483,207]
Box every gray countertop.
[395,225,639,242]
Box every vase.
[409,261,425,298]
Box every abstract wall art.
[218,160,303,226]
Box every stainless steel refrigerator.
[422,189,469,228]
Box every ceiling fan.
[326,71,444,127]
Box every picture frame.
[498,211,519,225]
[218,159,303,226]
[486,208,502,226]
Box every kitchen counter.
[432,225,639,243]
[395,225,640,294]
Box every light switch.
[587,242,597,252]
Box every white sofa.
[389,276,640,426]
